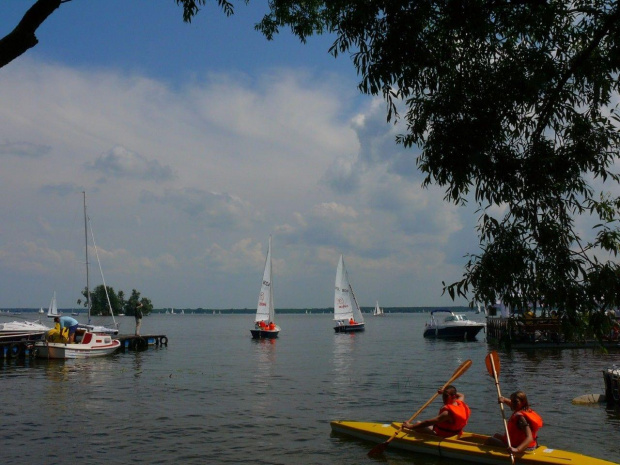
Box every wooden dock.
[116,334,168,351]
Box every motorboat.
[35,326,120,359]
[0,320,50,343]
[330,421,615,465]
[423,309,484,340]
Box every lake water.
[1,312,619,464]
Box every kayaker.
[486,390,543,454]
[402,385,471,437]
[54,316,79,343]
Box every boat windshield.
[445,314,469,322]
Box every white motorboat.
[423,309,485,340]
[333,254,365,333]
[35,327,120,359]
[0,320,50,343]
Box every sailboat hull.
[334,323,365,333]
[35,331,121,359]
[250,328,280,339]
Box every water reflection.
[250,338,276,415]
[331,332,359,413]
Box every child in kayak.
[402,385,471,437]
[486,390,543,453]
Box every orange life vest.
[349,318,355,325]
[433,400,471,437]
[505,409,543,449]
[268,322,276,330]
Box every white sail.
[255,236,274,323]
[47,291,59,318]
[373,301,383,316]
[334,255,364,323]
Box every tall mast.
[83,191,91,324]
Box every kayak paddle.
[367,359,472,457]
[485,351,515,465]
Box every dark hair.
[54,317,60,322]
[443,385,458,397]
[510,391,530,410]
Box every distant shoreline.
[1,306,474,315]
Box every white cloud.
[0,58,475,308]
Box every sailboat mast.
[83,191,91,324]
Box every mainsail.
[255,236,274,323]
[47,291,59,318]
[333,254,364,323]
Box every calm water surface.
[1,313,619,464]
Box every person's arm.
[509,415,533,454]
[497,396,512,407]
[403,410,450,430]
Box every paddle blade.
[367,441,389,457]
[485,351,500,377]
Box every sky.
[0,0,483,310]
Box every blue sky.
[0,1,480,309]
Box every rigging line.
[87,215,118,328]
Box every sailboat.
[373,300,384,316]
[47,291,59,318]
[36,192,120,359]
[333,255,365,333]
[79,192,119,336]
[250,236,280,339]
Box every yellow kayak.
[330,421,618,465]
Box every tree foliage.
[252,0,620,337]
[4,1,620,338]
[79,285,153,317]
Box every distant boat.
[333,254,365,333]
[38,307,44,315]
[373,301,384,316]
[250,236,280,339]
[47,291,59,318]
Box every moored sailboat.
[250,236,280,339]
[333,254,365,333]
[36,326,120,359]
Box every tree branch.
[0,0,66,69]
[534,6,620,139]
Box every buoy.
[572,393,606,405]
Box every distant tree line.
[77,285,153,317]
